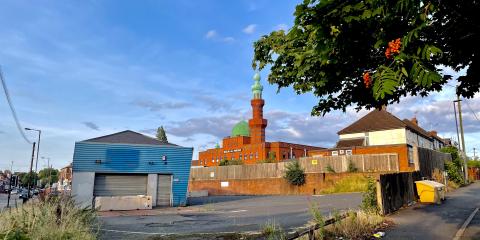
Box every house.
[309,109,447,171]
[57,163,72,191]
[72,130,193,209]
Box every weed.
[261,220,286,240]
[321,175,369,194]
[325,165,336,173]
[327,210,384,239]
[0,195,98,239]
[309,203,326,239]
[360,177,378,213]
[347,160,358,173]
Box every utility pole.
[453,102,461,148]
[454,94,468,181]
[27,142,36,200]
[474,147,477,160]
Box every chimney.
[411,117,418,125]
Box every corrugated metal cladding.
[73,142,193,206]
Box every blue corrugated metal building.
[72,130,193,208]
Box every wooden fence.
[416,147,451,179]
[377,171,421,215]
[190,153,399,180]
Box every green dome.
[231,120,250,137]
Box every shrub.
[360,177,378,213]
[347,160,358,173]
[321,175,369,194]
[441,146,465,185]
[0,195,98,239]
[325,165,336,173]
[284,161,306,186]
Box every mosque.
[198,73,323,167]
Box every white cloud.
[204,30,234,43]
[242,24,257,34]
[275,24,288,31]
[205,30,217,39]
[222,37,235,43]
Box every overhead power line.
[0,66,32,144]
[464,99,480,122]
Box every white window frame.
[331,151,339,156]
[346,150,352,155]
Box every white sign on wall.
[221,181,229,187]
[210,172,215,178]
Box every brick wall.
[189,172,379,196]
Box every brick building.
[198,73,323,167]
[308,109,448,171]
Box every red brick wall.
[189,172,379,195]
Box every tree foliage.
[284,161,306,186]
[20,172,37,187]
[156,126,168,143]
[440,146,465,185]
[252,0,479,115]
[38,167,59,187]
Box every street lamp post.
[25,128,41,187]
[41,157,51,187]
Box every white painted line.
[100,229,161,235]
[230,210,247,213]
[453,207,479,240]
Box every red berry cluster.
[363,72,372,88]
[385,38,401,59]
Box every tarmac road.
[0,193,22,210]
[385,181,480,240]
[98,193,362,239]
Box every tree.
[20,172,37,187]
[156,126,168,143]
[38,167,59,187]
[252,0,479,115]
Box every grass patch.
[0,195,98,240]
[321,175,369,194]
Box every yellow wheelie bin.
[415,180,446,204]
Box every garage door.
[156,175,172,207]
[94,174,147,196]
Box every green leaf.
[401,67,408,77]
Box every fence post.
[362,155,366,172]
[387,155,391,171]
[376,179,384,215]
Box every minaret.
[249,72,268,144]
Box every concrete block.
[72,171,95,208]
[147,174,158,206]
[188,190,208,197]
[95,195,153,211]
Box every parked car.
[33,189,39,195]
[10,189,18,195]
[19,189,29,199]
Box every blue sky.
[1,1,479,172]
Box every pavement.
[385,181,480,240]
[98,193,362,240]
[0,193,22,210]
